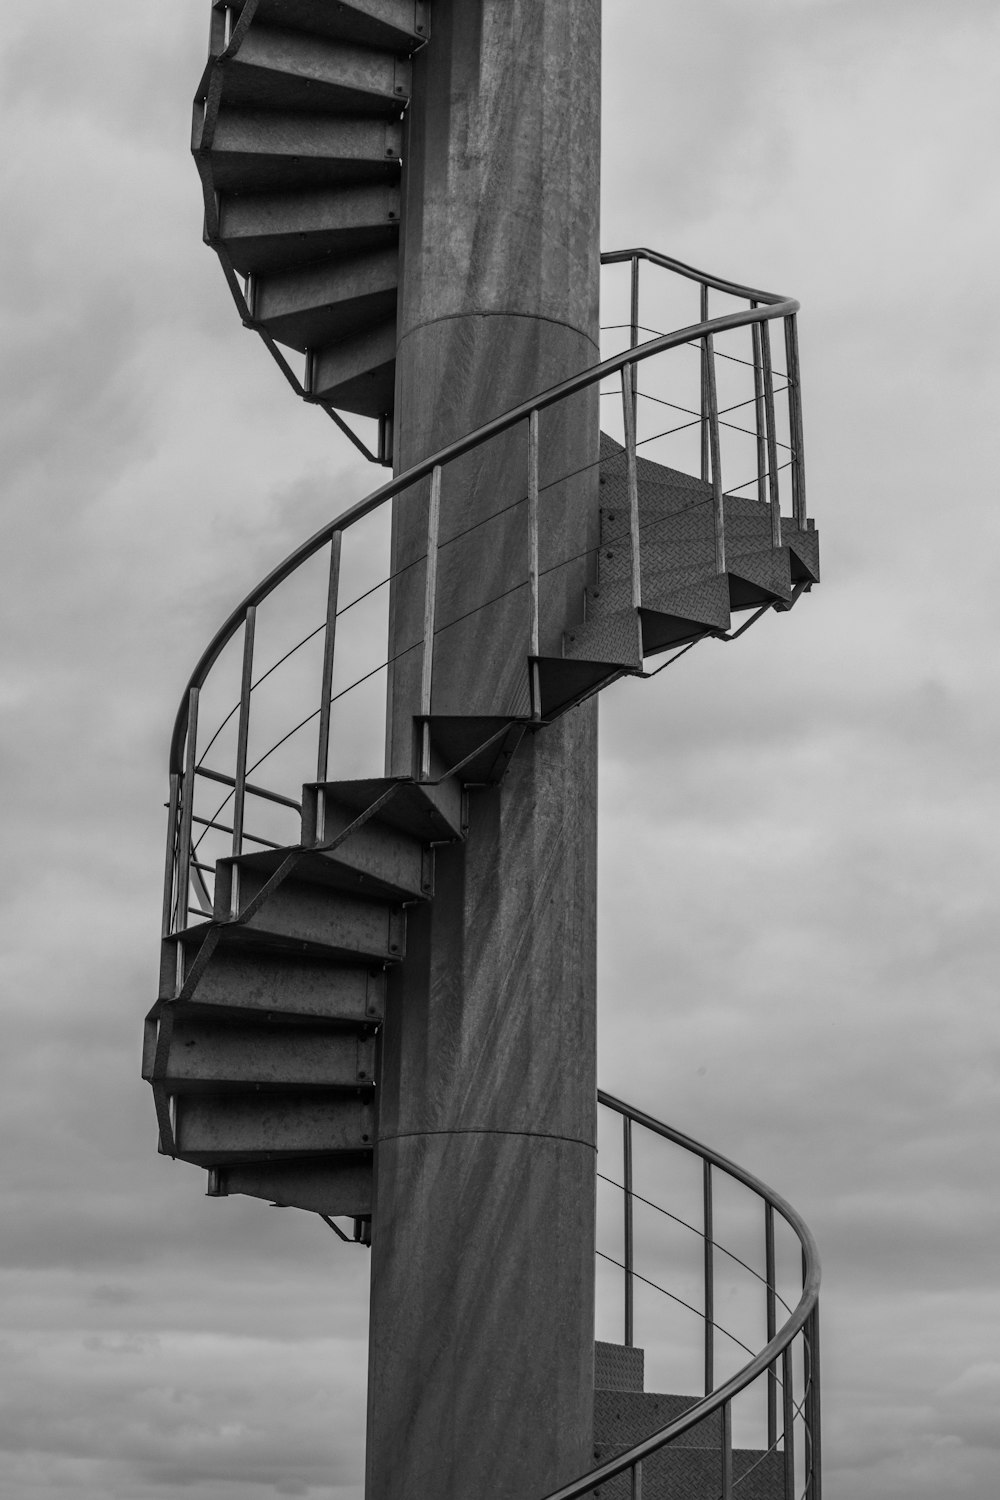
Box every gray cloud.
[1,1,997,1498]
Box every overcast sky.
[2,2,999,1498]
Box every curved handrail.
[536,1091,821,1500]
[169,258,799,773]
[602,246,791,307]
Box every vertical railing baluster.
[784,314,807,527]
[761,318,780,527]
[703,1160,714,1395]
[231,604,256,874]
[721,1399,733,1500]
[808,1303,822,1500]
[629,254,641,407]
[765,1202,777,1450]
[751,307,772,529]
[704,333,726,574]
[315,530,343,838]
[161,773,181,939]
[621,368,642,613]
[623,1113,634,1347]
[700,283,710,483]
[631,1459,643,1500]
[419,465,442,780]
[174,686,200,932]
[527,411,541,720]
[782,1344,795,1500]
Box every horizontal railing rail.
[163,251,807,938]
[534,1091,821,1500]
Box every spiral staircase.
[146,4,823,1497]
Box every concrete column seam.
[396,308,601,360]
[378,1126,597,1151]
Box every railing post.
[700,283,710,484]
[621,367,642,612]
[174,686,200,932]
[623,1113,634,1347]
[767,315,779,528]
[784,313,807,527]
[419,465,442,780]
[751,308,775,537]
[703,1160,714,1395]
[766,1202,778,1450]
[527,411,541,719]
[721,1399,733,1500]
[629,254,640,407]
[315,530,343,801]
[704,332,726,575]
[782,1344,795,1500]
[231,606,256,880]
[807,1302,822,1500]
[161,773,181,939]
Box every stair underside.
[195,4,424,422]
[554,436,819,692]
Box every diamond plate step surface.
[593,1345,785,1500]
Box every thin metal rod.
[623,1114,634,1347]
[807,1303,822,1500]
[194,765,301,813]
[700,283,710,482]
[766,1202,778,1450]
[782,1344,795,1500]
[703,1160,714,1394]
[419,465,442,779]
[231,605,256,862]
[630,1459,642,1500]
[190,814,284,850]
[760,319,780,523]
[704,333,726,574]
[721,1400,733,1500]
[528,411,540,660]
[174,687,200,932]
[316,530,342,785]
[621,368,642,610]
[784,314,807,526]
[629,255,640,406]
[751,306,771,524]
[161,774,180,938]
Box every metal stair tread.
[219,838,430,903]
[228,0,430,52]
[171,1090,375,1164]
[252,246,398,351]
[308,319,397,415]
[155,1017,376,1093]
[217,181,400,275]
[208,27,411,118]
[158,944,386,1024]
[591,1440,784,1500]
[563,607,642,669]
[200,110,402,194]
[208,1152,374,1217]
[307,776,464,841]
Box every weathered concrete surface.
[385,0,602,769]
[367,3,602,1497]
[368,705,598,1499]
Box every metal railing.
[535,1091,821,1500]
[162,250,807,938]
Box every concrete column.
[367,4,601,1497]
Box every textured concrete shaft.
[367,4,602,1498]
